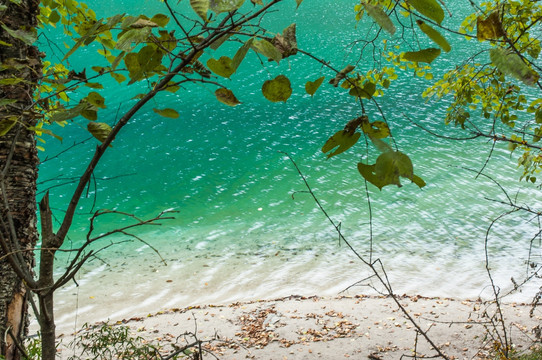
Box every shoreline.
[56,294,542,359]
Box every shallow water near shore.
[35,0,542,332]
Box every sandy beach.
[56,294,542,359]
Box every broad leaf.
[403,48,441,64]
[87,91,106,109]
[305,76,325,96]
[232,39,253,70]
[361,120,390,139]
[215,88,241,106]
[358,151,425,189]
[416,20,451,52]
[190,0,209,21]
[48,10,61,24]
[349,81,376,98]
[87,122,113,145]
[62,20,102,61]
[150,14,170,27]
[406,0,444,24]
[262,75,292,102]
[49,103,89,123]
[210,32,234,50]
[207,56,235,78]
[81,109,98,121]
[370,137,393,153]
[363,3,396,35]
[490,48,540,86]
[251,39,282,63]
[110,72,127,84]
[322,130,361,158]
[116,27,151,51]
[153,108,180,119]
[84,82,104,89]
[477,11,504,41]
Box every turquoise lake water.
[36,0,541,331]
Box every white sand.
[56,294,542,360]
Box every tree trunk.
[0,0,41,359]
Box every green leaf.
[405,0,444,25]
[110,72,127,84]
[416,20,451,52]
[190,0,209,21]
[49,103,89,123]
[87,91,106,109]
[476,11,504,41]
[349,81,376,98]
[81,108,98,121]
[305,76,325,96]
[490,48,539,86]
[207,56,235,78]
[153,108,180,119]
[262,75,292,102]
[0,99,17,107]
[361,120,390,138]
[403,48,441,64]
[49,10,61,24]
[210,32,234,50]
[1,24,37,45]
[231,39,253,70]
[358,151,425,189]
[124,52,144,84]
[535,108,542,124]
[322,130,361,158]
[0,117,17,136]
[0,78,25,85]
[150,14,170,27]
[62,20,102,61]
[215,88,241,106]
[251,39,282,63]
[210,0,245,13]
[358,163,385,189]
[84,82,104,89]
[138,45,163,72]
[363,2,396,35]
[411,174,427,188]
[370,137,393,153]
[87,122,113,145]
[329,65,355,87]
[116,27,151,51]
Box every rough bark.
[0,0,41,359]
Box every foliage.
[326,0,542,188]
[67,323,167,360]
[23,336,43,360]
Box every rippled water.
[36,0,541,332]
